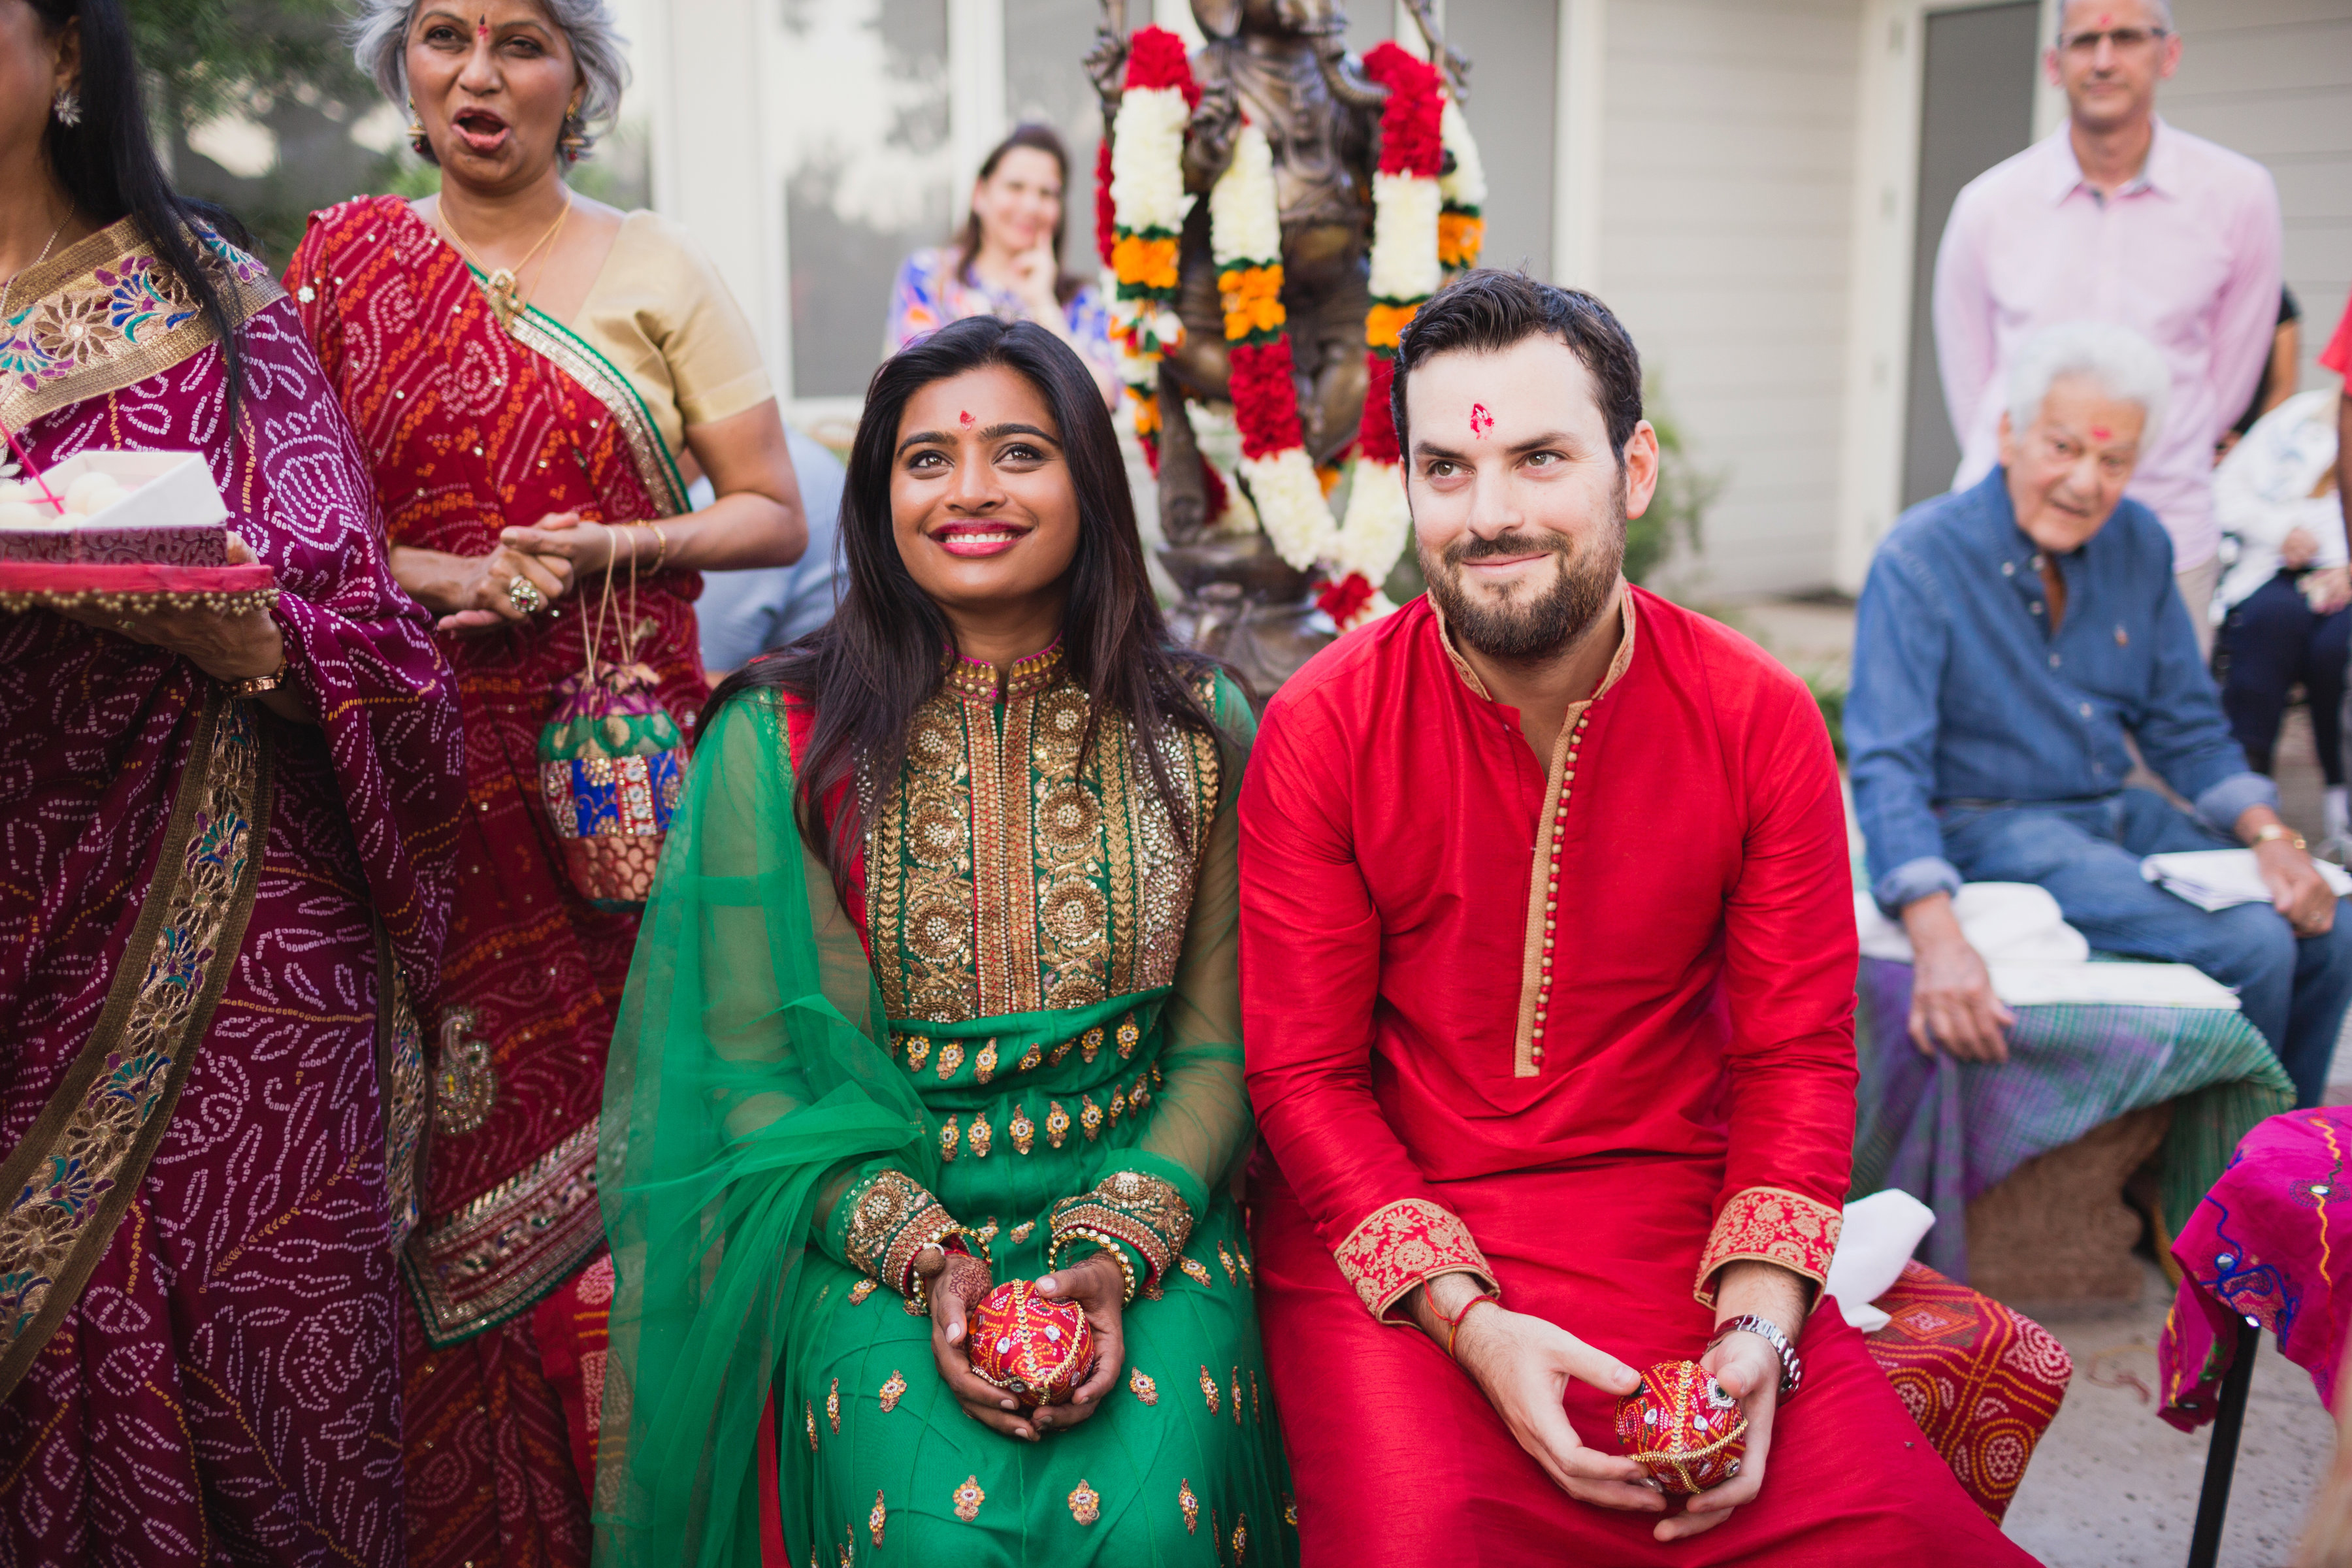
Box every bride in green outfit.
[596,314,1292,1567]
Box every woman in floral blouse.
[886,123,1119,406]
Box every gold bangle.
[640,521,668,575]
[1047,1227,1140,1305]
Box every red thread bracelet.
[1441,1292,1500,1358]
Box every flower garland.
[1099,31,1486,634]
[1437,93,1487,277]
[1105,27,1196,465]
[1322,42,1448,628]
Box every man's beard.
[1419,487,1627,664]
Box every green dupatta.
[595,691,938,1561]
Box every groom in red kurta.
[1239,274,2033,1565]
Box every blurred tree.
[125,0,398,266]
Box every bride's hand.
[1030,1252,1127,1433]
[917,1247,1039,1441]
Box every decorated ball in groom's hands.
[1614,1359,1748,1495]
[966,1280,1096,1409]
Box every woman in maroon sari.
[292,3,806,1563]
[0,2,465,1563]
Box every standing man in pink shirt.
[1933,0,2283,655]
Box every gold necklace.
[438,194,571,328]
[0,212,69,323]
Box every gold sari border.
[0,215,282,435]
[0,691,274,1400]
[503,292,691,519]
[400,1117,604,1347]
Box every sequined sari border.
[0,692,274,1400]
[505,296,690,519]
[0,215,283,434]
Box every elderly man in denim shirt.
[1850,322,2352,1106]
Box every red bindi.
[958,410,975,429]
[2089,425,2112,441]
[1469,404,1494,438]
[477,15,491,38]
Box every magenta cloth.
[2159,1107,2352,1431]
[1933,119,2283,570]
[0,300,464,1563]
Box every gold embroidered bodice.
[862,645,1224,1024]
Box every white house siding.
[2163,0,2352,398]
[1597,0,1867,597]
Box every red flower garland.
[1359,353,1401,466]
[1316,571,1377,625]
[1228,338,1305,461]
[1126,26,1203,105]
[1094,139,1117,267]
[1363,43,1444,178]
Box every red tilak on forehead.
[958,410,975,428]
[1469,403,1494,439]
[2090,425,2113,441]
[477,15,490,37]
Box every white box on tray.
[0,451,230,566]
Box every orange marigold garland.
[1100,29,1489,634]
[1104,27,1198,470]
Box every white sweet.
[0,500,50,527]
[0,479,33,504]
[65,471,126,517]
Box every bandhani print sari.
[0,217,464,1565]
[288,193,705,1568]
[598,654,1296,1567]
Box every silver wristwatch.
[1708,1313,1804,1398]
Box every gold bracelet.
[640,521,669,575]
[1047,1226,1140,1305]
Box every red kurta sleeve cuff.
[1692,1185,1842,1307]
[1333,1199,1499,1322]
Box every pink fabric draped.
[0,297,463,1563]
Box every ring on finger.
[506,576,548,615]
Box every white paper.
[2143,849,2352,913]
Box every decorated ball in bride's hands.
[966,1279,1096,1409]
[1614,1359,1748,1495]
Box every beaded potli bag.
[537,530,688,911]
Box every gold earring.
[406,99,429,155]
[559,97,587,161]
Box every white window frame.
[1832,0,2059,593]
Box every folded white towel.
[1854,883,2088,966]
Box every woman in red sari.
[0,2,465,1561]
[291,2,806,1563]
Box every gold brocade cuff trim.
[1691,1185,1843,1307]
[843,1171,964,1313]
[1047,1171,1192,1298]
[1331,1199,1497,1322]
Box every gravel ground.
[2001,1258,2335,1567]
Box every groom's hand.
[1413,1273,1663,1514]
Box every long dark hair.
[28,0,253,421]
[954,123,1081,308]
[707,316,1223,887]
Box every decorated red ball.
[1614,1360,1748,1496]
[966,1280,1097,1409]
